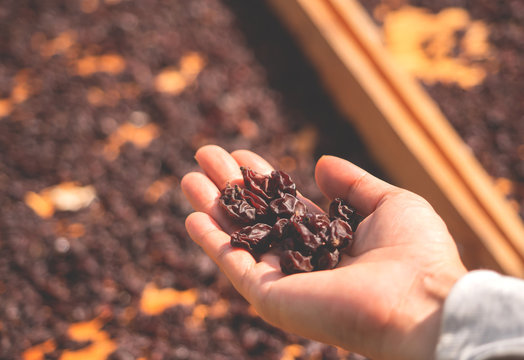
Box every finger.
[195,145,243,190]
[185,212,283,301]
[315,155,398,216]
[350,193,453,255]
[231,149,274,175]
[181,172,220,213]
[231,149,323,213]
[181,172,237,232]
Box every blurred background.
[0,0,522,359]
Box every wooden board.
[268,0,524,277]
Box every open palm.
[181,145,466,360]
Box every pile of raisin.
[220,167,363,274]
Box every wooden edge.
[327,0,524,259]
[267,0,524,276]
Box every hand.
[181,145,467,360]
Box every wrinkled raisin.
[303,213,330,242]
[241,167,272,200]
[230,223,273,255]
[268,170,296,197]
[315,248,340,270]
[329,197,364,231]
[328,219,353,250]
[292,222,324,253]
[270,218,291,240]
[220,184,257,224]
[280,250,313,274]
[269,193,306,218]
[243,188,269,218]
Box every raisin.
[304,213,330,232]
[329,197,364,231]
[241,167,296,200]
[279,250,314,274]
[315,248,340,270]
[328,219,353,250]
[243,188,269,218]
[220,184,257,224]
[303,213,330,242]
[269,193,306,218]
[241,167,272,200]
[268,170,296,197]
[280,237,296,251]
[270,218,291,240]
[292,222,324,253]
[230,223,273,255]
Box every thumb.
[315,155,398,216]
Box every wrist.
[405,262,467,360]
[386,258,467,360]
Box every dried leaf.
[144,177,176,203]
[61,317,116,360]
[281,344,304,360]
[76,54,126,76]
[155,52,205,95]
[40,30,77,58]
[47,183,96,212]
[383,6,492,88]
[140,283,198,315]
[24,191,55,219]
[22,340,56,360]
[154,69,187,95]
[103,122,159,160]
[0,99,13,118]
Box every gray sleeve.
[436,270,524,360]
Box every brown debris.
[139,283,198,316]
[103,122,159,160]
[383,6,493,88]
[61,317,117,360]
[24,183,97,219]
[144,177,177,204]
[281,344,304,360]
[75,54,126,76]
[39,31,77,58]
[22,339,56,360]
[0,99,13,118]
[24,192,55,219]
[154,52,206,95]
[185,299,230,328]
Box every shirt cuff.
[436,270,524,360]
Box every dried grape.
[269,193,306,218]
[230,223,273,255]
[329,197,364,231]
[328,219,353,250]
[220,184,257,224]
[315,248,340,271]
[280,250,314,274]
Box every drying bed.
[0,0,375,359]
